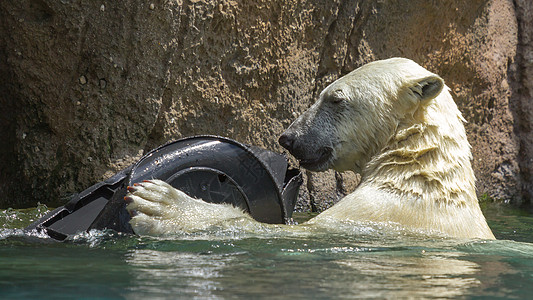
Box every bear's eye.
[329,90,346,104]
[330,95,344,104]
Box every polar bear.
[125,58,495,239]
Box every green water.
[1,204,533,299]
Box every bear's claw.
[124,180,178,220]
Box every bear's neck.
[361,90,477,207]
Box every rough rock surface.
[0,0,531,209]
[512,0,533,205]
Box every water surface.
[1,203,533,299]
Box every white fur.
[126,58,495,239]
[126,180,257,235]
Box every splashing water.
[1,203,533,299]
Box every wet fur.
[126,58,495,239]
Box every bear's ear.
[408,75,444,104]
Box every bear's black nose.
[278,133,294,152]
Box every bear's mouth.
[297,147,333,171]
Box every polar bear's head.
[279,58,444,173]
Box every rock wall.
[0,0,531,208]
[512,0,533,205]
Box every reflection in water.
[334,252,480,298]
[120,238,521,299]
[125,249,234,299]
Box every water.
[1,204,533,299]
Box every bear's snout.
[279,130,309,160]
[278,133,295,153]
[278,131,305,159]
[279,131,334,171]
